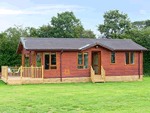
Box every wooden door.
[92,52,101,75]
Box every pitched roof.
[18,37,147,52]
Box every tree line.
[0,10,150,74]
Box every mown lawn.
[0,77,150,113]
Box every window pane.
[125,52,129,64]
[25,54,29,67]
[131,52,135,64]
[78,66,83,69]
[84,52,88,69]
[51,53,56,65]
[94,54,98,65]
[111,52,115,63]
[45,53,49,69]
[36,53,41,67]
[94,66,98,74]
[78,53,83,65]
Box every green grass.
[0,77,150,113]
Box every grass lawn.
[0,77,150,113]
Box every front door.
[92,51,101,75]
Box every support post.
[22,54,25,67]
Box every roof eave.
[114,49,148,52]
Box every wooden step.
[93,75,105,83]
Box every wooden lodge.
[1,37,147,85]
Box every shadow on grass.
[0,79,7,86]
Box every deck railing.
[21,65,44,78]
[91,66,95,83]
[1,65,44,81]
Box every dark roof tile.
[20,37,147,51]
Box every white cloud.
[34,5,83,10]
[0,9,23,14]
[140,10,146,14]
[0,4,87,15]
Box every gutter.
[60,49,63,82]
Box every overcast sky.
[0,0,150,37]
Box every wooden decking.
[2,76,43,85]
[1,76,91,85]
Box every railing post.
[1,66,3,78]
[21,66,23,79]
[31,65,34,78]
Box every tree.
[98,10,131,39]
[145,20,150,27]
[82,29,96,39]
[25,27,39,37]
[131,21,146,29]
[38,24,55,38]
[51,11,83,38]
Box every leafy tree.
[145,20,150,27]
[38,24,55,38]
[131,21,146,29]
[51,11,83,38]
[25,27,39,37]
[98,10,131,39]
[82,29,96,38]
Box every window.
[44,52,57,70]
[45,53,49,69]
[125,52,135,65]
[36,53,41,67]
[50,53,57,69]
[77,52,88,69]
[25,54,29,67]
[84,52,88,69]
[131,52,135,64]
[111,52,115,63]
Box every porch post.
[21,54,25,67]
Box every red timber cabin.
[16,37,147,83]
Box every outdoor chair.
[8,67,13,76]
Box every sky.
[0,0,150,38]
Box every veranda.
[1,66,44,85]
